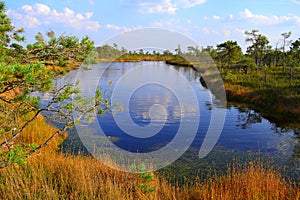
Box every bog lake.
[47,61,299,182]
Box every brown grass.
[45,61,82,73]
[184,162,299,200]
[16,114,66,151]
[0,152,298,200]
[0,116,299,200]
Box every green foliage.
[5,145,27,166]
[245,30,271,68]
[130,163,155,194]
[138,183,155,194]
[0,63,54,167]
[25,31,95,66]
[236,56,257,74]
[140,171,155,182]
[0,1,25,63]
[217,40,243,67]
[0,62,53,94]
[0,62,113,168]
[94,44,171,62]
[95,44,122,59]
[289,38,300,67]
[237,57,256,68]
[26,143,38,151]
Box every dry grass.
[46,61,82,73]
[0,152,298,200]
[16,114,66,152]
[183,162,299,200]
[0,116,299,200]
[0,152,181,200]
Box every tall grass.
[16,114,66,152]
[0,115,299,199]
[0,152,298,199]
[184,162,299,200]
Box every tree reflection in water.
[236,107,262,129]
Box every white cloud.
[294,15,300,25]
[139,0,177,14]
[240,8,252,18]
[21,5,33,13]
[138,0,206,14]
[290,0,300,5]
[176,0,206,8]
[102,23,145,32]
[51,8,100,30]
[7,9,40,28]
[6,9,22,20]
[106,24,121,31]
[86,21,101,31]
[213,15,220,20]
[85,12,93,19]
[123,25,143,32]
[7,4,100,32]
[89,0,95,5]
[35,3,51,15]
[239,8,290,25]
[76,13,85,20]
[24,15,41,28]
[63,8,75,16]
[150,19,182,29]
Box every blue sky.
[5,0,300,51]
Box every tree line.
[95,29,299,76]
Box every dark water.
[61,61,299,182]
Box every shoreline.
[225,84,300,125]
[166,61,300,125]
[54,59,300,125]
[5,61,296,199]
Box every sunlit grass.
[0,116,299,199]
[222,66,300,121]
[1,151,298,200]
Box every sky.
[5,0,300,52]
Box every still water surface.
[62,61,299,181]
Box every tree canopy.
[0,2,106,168]
[0,2,25,63]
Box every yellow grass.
[16,114,66,151]
[0,116,299,200]
[184,162,299,200]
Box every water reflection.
[236,107,262,129]
[128,84,181,124]
[59,61,299,180]
[97,62,201,153]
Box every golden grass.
[16,114,66,152]
[0,152,298,200]
[184,162,299,200]
[0,116,299,199]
